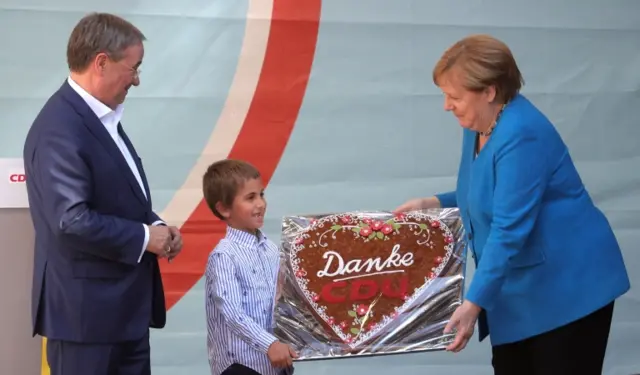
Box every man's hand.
[267,341,298,368]
[146,225,172,257]
[167,226,183,261]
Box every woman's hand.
[394,196,441,213]
[443,300,482,353]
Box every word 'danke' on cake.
[276,209,466,358]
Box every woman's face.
[437,71,496,132]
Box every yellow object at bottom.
[41,337,49,375]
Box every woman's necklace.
[478,103,507,137]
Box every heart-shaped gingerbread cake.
[287,211,455,349]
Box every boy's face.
[220,178,267,232]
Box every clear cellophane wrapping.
[273,208,467,361]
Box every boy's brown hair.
[202,159,261,220]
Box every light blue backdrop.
[1,0,638,374]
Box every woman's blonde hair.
[433,34,524,104]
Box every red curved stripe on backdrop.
[159,0,322,310]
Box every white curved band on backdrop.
[159,0,274,227]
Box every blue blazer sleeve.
[35,129,146,266]
[464,130,550,311]
[436,191,457,208]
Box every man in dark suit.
[23,12,183,375]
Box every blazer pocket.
[509,246,546,269]
[71,259,129,279]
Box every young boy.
[203,159,297,375]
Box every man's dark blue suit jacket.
[23,81,166,343]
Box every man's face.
[98,43,143,108]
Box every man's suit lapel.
[58,81,148,206]
[117,124,152,207]
[87,116,149,207]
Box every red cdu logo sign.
[9,173,26,183]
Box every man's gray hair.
[66,12,146,72]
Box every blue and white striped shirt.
[205,226,282,375]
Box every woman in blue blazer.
[395,35,630,375]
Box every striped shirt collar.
[225,226,268,247]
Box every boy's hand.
[267,341,298,368]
